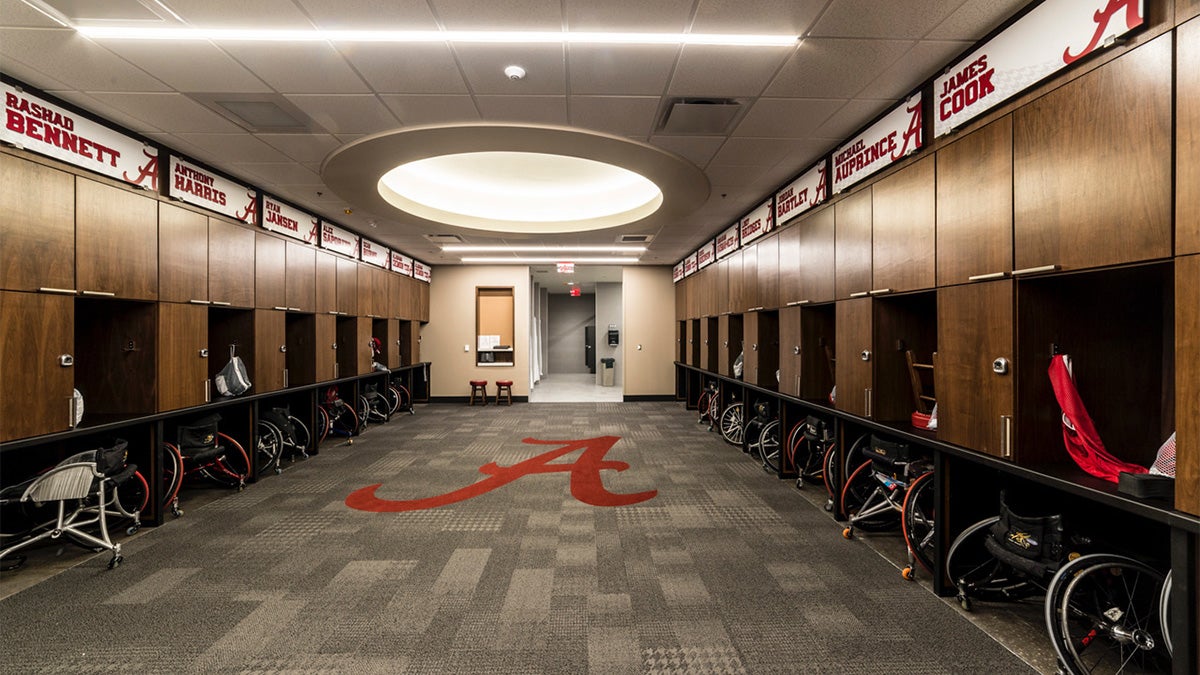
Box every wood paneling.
[937,281,1014,458]
[314,314,338,381]
[741,244,758,311]
[315,251,337,314]
[1176,254,1200,515]
[834,189,872,299]
[285,241,315,312]
[872,156,935,293]
[756,234,779,309]
[835,298,872,417]
[158,302,208,411]
[417,281,430,322]
[747,310,778,388]
[76,178,158,300]
[208,218,255,308]
[285,313,317,386]
[717,257,731,314]
[777,223,801,306]
[779,306,802,397]
[254,233,287,309]
[336,257,358,315]
[674,278,686,321]
[0,154,74,292]
[399,319,421,366]
[743,311,760,380]
[1177,18,1200,255]
[1014,35,1172,271]
[158,203,208,303]
[0,292,74,441]
[937,117,1014,284]
[797,206,836,304]
[358,265,377,317]
[386,318,401,367]
[254,309,287,392]
[726,250,745,313]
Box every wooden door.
[742,244,759,311]
[417,282,430,322]
[1014,35,1171,272]
[1178,19,1200,255]
[158,302,209,411]
[315,251,337,314]
[336,258,358,315]
[936,281,1015,459]
[797,205,836,304]
[835,298,872,417]
[872,156,935,293]
[386,318,401,366]
[208,218,255,308]
[400,320,421,365]
[255,233,287,310]
[357,265,376,317]
[0,292,74,441]
[387,272,401,319]
[756,234,779,309]
[779,306,802,397]
[254,309,287,392]
[834,188,872,299]
[314,314,338,381]
[285,241,316,312]
[76,178,158,300]
[0,154,74,293]
[778,223,800,306]
[1177,255,1200,516]
[726,250,745,313]
[743,312,760,380]
[717,257,730,314]
[937,116,1013,284]
[675,278,686,321]
[700,317,717,372]
[158,203,208,303]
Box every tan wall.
[622,266,676,396]
[425,265,530,397]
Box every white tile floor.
[528,373,624,402]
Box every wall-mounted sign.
[673,262,685,283]
[570,287,582,297]
[833,92,923,194]
[684,252,698,277]
[390,251,414,276]
[934,0,1145,137]
[775,162,827,225]
[2,83,159,190]
[360,239,389,268]
[413,260,432,283]
[557,262,575,274]
[715,224,740,259]
[262,195,318,243]
[696,239,716,269]
[320,221,360,258]
[169,156,257,224]
[739,199,774,245]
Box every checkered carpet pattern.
[0,402,1034,673]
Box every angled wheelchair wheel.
[394,383,413,414]
[329,402,359,438]
[719,402,744,446]
[743,418,765,457]
[256,420,284,475]
[697,390,713,424]
[1159,571,1172,657]
[945,516,1040,608]
[758,420,782,474]
[839,459,899,533]
[356,395,371,431]
[316,405,330,444]
[382,385,401,415]
[286,414,311,460]
[161,442,184,516]
[201,432,250,489]
[901,471,936,576]
[821,441,839,511]
[1049,556,1169,674]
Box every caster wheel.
[842,527,853,540]
[348,439,354,445]
[958,595,972,612]
[795,479,804,490]
[824,500,834,512]
[901,567,914,581]
[173,508,184,517]
[274,467,282,475]
[108,555,123,569]
[126,524,140,536]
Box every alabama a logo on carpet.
[345,436,657,512]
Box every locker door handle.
[865,388,872,417]
[1001,415,1013,459]
[283,369,289,388]
[992,357,1010,375]
[59,354,74,367]
[211,301,232,307]
[792,346,800,355]
[199,349,209,358]
[205,379,211,403]
[81,290,115,297]
[860,350,871,362]
[38,287,77,295]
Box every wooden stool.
[494,380,513,406]
[469,380,488,406]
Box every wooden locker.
[158,302,209,411]
[254,233,287,310]
[743,312,760,383]
[726,250,745,313]
[742,244,758,311]
[835,298,872,417]
[778,223,801,307]
[417,282,430,322]
[1176,255,1200,516]
[357,264,376,317]
[315,250,338,314]
[76,178,158,300]
[756,234,779,310]
[356,316,374,375]
[872,156,935,293]
[936,117,1014,285]
[796,206,836,304]
[336,257,358,315]
[675,278,686,321]
[1177,18,1200,255]
[208,218,255,308]
[0,154,75,293]
[158,203,208,304]
[285,241,316,313]
[254,309,287,392]
[314,313,338,381]
[0,292,74,441]
[779,306,802,397]
[834,188,872,300]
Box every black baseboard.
[431,396,529,405]
[622,394,676,402]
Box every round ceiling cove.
[321,124,710,235]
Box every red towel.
[1048,355,1147,482]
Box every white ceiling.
[0,0,1030,266]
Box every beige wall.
[425,265,530,397]
[621,266,676,396]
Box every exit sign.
[557,262,575,274]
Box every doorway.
[529,265,623,402]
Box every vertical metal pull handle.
[205,379,211,403]
[1001,415,1013,458]
[283,368,289,388]
[68,397,75,428]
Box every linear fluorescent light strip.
[443,245,646,253]
[461,257,640,264]
[74,26,798,46]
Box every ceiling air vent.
[423,234,464,244]
[187,94,320,134]
[658,98,742,135]
[617,234,654,244]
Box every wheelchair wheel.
[161,442,184,516]
[789,424,827,487]
[356,395,371,431]
[366,394,390,424]
[719,402,744,446]
[329,402,359,438]
[286,414,311,460]
[901,471,936,576]
[317,406,330,444]
[393,383,413,414]
[945,516,1040,608]
[1159,571,1172,657]
[758,420,782,474]
[200,433,250,489]
[382,385,401,415]
[743,417,764,457]
[821,441,839,511]
[697,390,713,424]
[843,433,871,490]
[839,460,899,533]
[1049,556,1169,674]
[256,420,284,475]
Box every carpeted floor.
[0,402,1036,674]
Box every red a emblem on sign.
[122,149,158,190]
[894,99,923,160]
[345,436,658,512]
[1063,0,1143,65]
[235,192,257,224]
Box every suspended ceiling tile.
[144,132,216,160]
[1,1,70,27]
[284,94,400,135]
[710,137,826,168]
[703,163,771,189]
[765,37,916,99]
[810,0,965,39]
[97,41,270,93]
[568,96,659,136]
[149,0,315,28]
[336,43,469,94]
[690,0,826,35]
[567,44,679,96]
[235,161,323,186]
[563,0,694,32]
[856,40,973,100]
[255,133,343,164]
[731,98,846,138]
[292,0,439,29]
[378,95,481,126]
[0,27,170,92]
[811,98,894,140]
[928,0,1030,40]
[173,133,294,163]
[668,44,793,98]
[85,91,245,132]
[453,43,565,96]
[44,90,165,134]
[473,95,568,125]
[430,0,563,31]
[4,60,73,92]
[221,42,368,94]
[648,135,726,168]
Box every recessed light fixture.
[73,26,799,47]
[460,257,640,264]
[442,245,645,253]
[504,65,526,81]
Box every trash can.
[600,358,615,386]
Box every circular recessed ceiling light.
[321,124,709,235]
[377,151,663,231]
[503,64,526,80]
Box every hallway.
[529,373,624,403]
